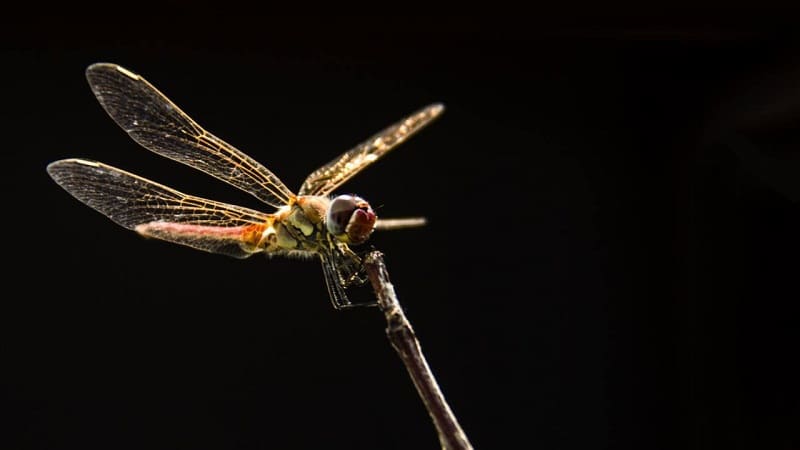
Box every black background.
[3,12,800,450]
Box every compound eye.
[326,195,357,236]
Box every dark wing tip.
[421,103,445,120]
[86,62,116,81]
[86,62,115,72]
[47,158,99,180]
[428,103,445,114]
[46,158,73,179]
[46,159,65,174]
[85,63,141,89]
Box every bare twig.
[373,217,428,230]
[363,251,473,450]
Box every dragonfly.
[47,63,443,309]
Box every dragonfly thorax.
[267,195,376,255]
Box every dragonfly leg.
[321,255,352,309]
[342,258,377,308]
[321,252,376,309]
[320,245,380,309]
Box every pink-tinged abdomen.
[135,221,269,254]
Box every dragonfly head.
[326,194,377,245]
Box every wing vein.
[86,63,296,208]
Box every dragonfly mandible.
[47,63,443,309]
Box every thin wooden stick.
[363,251,473,450]
[373,217,428,230]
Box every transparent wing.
[47,159,272,258]
[299,103,444,196]
[85,63,295,208]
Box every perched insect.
[47,63,443,309]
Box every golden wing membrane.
[47,159,271,258]
[299,103,444,196]
[85,63,295,208]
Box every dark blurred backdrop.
[2,12,799,450]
